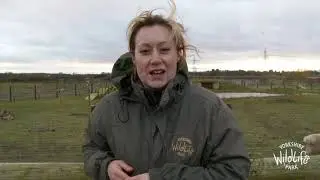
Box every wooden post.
[282,80,286,89]
[34,84,37,100]
[55,80,59,98]
[59,89,61,104]
[270,81,273,90]
[38,85,40,100]
[37,84,40,100]
[9,84,12,102]
[87,79,92,122]
[90,82,94,93]
[78,83,81,96]
[59,89,64,104]
[59,79,64,103]
[12,83,15,103]
[88,83,91,108]
[74,84,77,96]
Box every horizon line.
[1,69,319,75]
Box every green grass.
[1,93,320,179]
[0,164,90,180]
[224,94,320,158]
[1,94,320,160]
[0,96,90,162]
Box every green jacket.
[83,52,251,180]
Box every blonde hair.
[126,0,198,69]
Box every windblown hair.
[126,0,198,69]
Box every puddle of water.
[302,93,318,96]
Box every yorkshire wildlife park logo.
[273,142,311,170]
[171,137,194,158]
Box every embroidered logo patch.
[171,137,194,158]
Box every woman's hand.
[107,160,134,180]
[125,173,150,180]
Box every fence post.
[78,84,81,96]
[282,80,286,89]
[87,79,92,121]
[12,83,15,103]
[9,84,13,102]
[38,85,40,100]
[58,87,64,104]
[270,81,273,90]
[90,82,94,93]
[310,82,313,90]
[74,84,77,96]
[34,84,37,100]
[55,80,59,98]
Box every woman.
[83,3,251,180]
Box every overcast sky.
[1,0,320,73]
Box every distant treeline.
[0,70,319,82]
[195,69,320,77]
[0,73,111,82]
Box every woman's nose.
[150,50,161,64]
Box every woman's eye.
[161,48,170,53]
[140,50,150,54]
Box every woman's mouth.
[149,69,165,78]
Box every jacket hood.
[110,52,190,89]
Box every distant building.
[307,76,320,83]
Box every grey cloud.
[1,0,320,64]
[184,0,320,58]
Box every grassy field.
[0,96,90,162]
[1,93,320,160]
[1,91,320,179]
[224,94,320,157]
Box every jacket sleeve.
[83,100,116,180]
[148,99,251,180]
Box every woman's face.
[133,25,179,89]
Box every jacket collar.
[119,72,188,111]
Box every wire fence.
[1,77,320,102]
[195,78,320,94]
[0,79,110,102]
